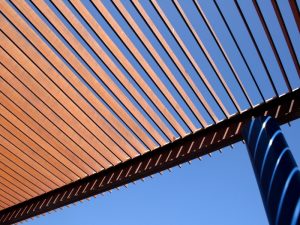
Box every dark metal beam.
[0,89,299,224]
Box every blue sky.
[26,121,300,225]
[5,0,299,224]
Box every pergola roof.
[0,0,299,224]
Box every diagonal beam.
[0,88,299,224]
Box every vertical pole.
[242,116,300,225]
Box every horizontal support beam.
[0,89,299,224]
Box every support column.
[242,116,300,225]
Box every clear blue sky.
[9,0,299,224]
[26,121,300,225]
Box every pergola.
[0,1,299,224]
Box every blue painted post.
[242,116,300,225]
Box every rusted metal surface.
[0,89,299,224]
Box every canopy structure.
[0,0,299,224]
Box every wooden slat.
[0,124,65,187]
[1,0,156,151]
[190,0,254,106]
[0,180,31,207]
[0,200,9,209]
[289,0,300,33]
[0,0,299,220]
[132,0,230,118]
[91,0,196,131]
[0,190,19,206]
[29,0,165,146]
[0,157,44,196]
[213,0,265,102]
[0,15,142,158]
[0,36,122,168]
[52,0,182,139]
[0,116,75,182]
[151,0,241,113]
[8,1,142,161]
[253,0,292,92]
[0,184,25,204]
[110,0,208,128]
[0,112,73,184]
[0,183,26,204]
[118,0,219,123]
[0,61,99,176]
[0,133,58,190]
[233,0,279,97]
[0,88,85,179]
[271,0,300,78]
[1,89,298,224]
[0,47,109,172]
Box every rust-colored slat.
[66,2,186,138]
[0,49,109,172]
[289,0,300,33]
[0,182,26,204]
[0,178,44,209]
[0,156,44,196]
[253,0,292,92]
[0,83,96,178]
[29,0,164,146]
[0,34,123,168]
[271,0,300,78]
[0,187,21,204]
[0,132,58,190]
[126,0,219,123]
[0,119,75,184]
[0,124,65,187]
[233,0,279,97]
[132,0,229,118]
[91,0,196,131]
[190,0,254,107]
[150,0,242,113]
[213,0,265,102]
[0,197,13,210]
[0,16,142,158]
[0,184,24,205]
[0,99,87,180]
[1,89,298,224]
[111,0,207,128]
[0,151,44,198]
[52,0,183,139]
[0,83,86,179]
[0,200,9,210]
[0,190,19,206]
[2,0,155,150]
[0,59,101,175]
[0,177,32,207]
[0,116,75,182]
[8,2,140,162]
